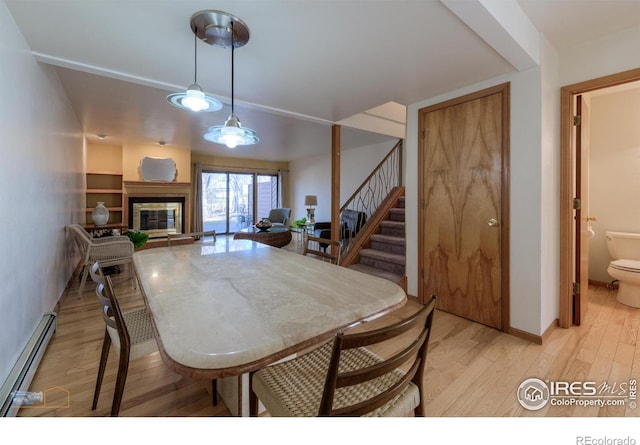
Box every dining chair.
[250,295,437,417]
[167,230,216,246]
[68,224,135,298]
[89,262,219,412]
[89,262,158,416]
[303,235,341,265]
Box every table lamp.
[304,195,317,223]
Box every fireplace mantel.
[124,181,191,236]
[124,181,190,188]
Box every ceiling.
[5,0,640,161]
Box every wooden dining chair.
[89,261,219,413]
[167,230,216,246]
[303,235,341,265]
[250,295,437,417]
[90,262,158,416]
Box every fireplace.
[128,197,185,239]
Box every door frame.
[417,82,511,331]
[559,67,640,328]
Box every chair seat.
[252,342,420,417]
[107,307,157,360]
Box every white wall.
[0,2,83,385]
[588,88,640,283]
[288,139,397,223]
[559,25,640,87]
[539,35,561,335]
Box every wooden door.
[574,95,590,325]
[418,84,509,330]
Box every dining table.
[132,238,407,416]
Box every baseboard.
[508,326,543,345]
[589,279,616,289]
[0,313,57,416]
[541,319,559,344]
[508,318,558,345]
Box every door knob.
[587,216,597,222]
[487,218,498,227]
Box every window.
[202,171,279,234]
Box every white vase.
[92,202,109,226]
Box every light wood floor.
[17,266,640,417]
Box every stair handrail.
[339,140,403,260]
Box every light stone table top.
[132,239,407,379]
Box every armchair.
[68,224,135,298]
[267,208,291,228]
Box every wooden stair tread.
[359,248,405,265]
[380,220,405,228]
[370,234,405,245]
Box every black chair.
[314,209,367,248]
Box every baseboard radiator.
[0,313,56,417]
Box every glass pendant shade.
[201,17,259,148]
[166,23,222,113]
[204,113,259,148]
[167,83,222,112]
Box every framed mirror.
[139,156,177,182]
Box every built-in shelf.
[86,172,124,226]
[87,189,122,194]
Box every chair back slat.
[318,295,437,416]
[89,261,106,285]
[90,262,115,329]
[336,329,428,388]
[331,359,421,417]
[91,263,131,350]
[103,276,131,355]
[95,285,117,330]
[339,302,431,350]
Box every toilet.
[605,231,640,308]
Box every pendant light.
[203,19,259,148]
[166,26,222,112]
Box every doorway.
[559,67,640,328]
[418,83,510,331]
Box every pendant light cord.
[231,21,235,115]
[193,27,198,84]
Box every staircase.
[347,195,406,285]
